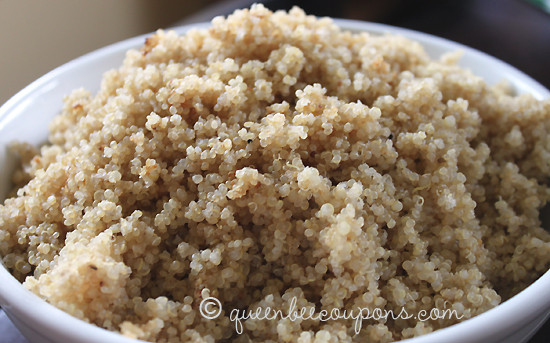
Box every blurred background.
[0,0,549,341]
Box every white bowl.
[0,19,549,343]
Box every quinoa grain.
[1,5,550,342]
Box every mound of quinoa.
[1,4,550,342]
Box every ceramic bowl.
[0,19,548,343]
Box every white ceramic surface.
[0,19,549,343]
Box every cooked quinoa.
[1,4,550,342]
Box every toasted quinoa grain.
[2,4,550,342]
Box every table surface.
[0,309,27,343]
[1,0,549,342]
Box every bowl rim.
[0,17,549,343]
